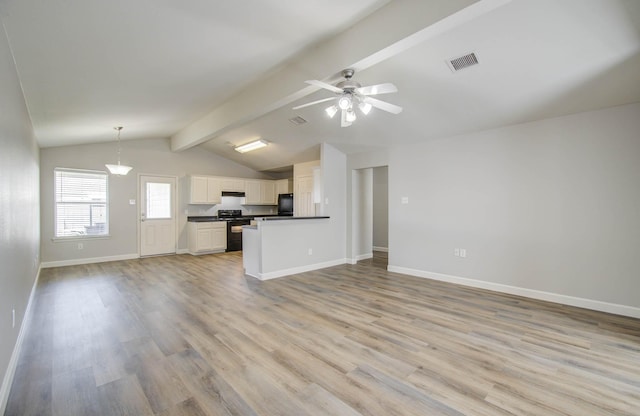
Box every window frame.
[53,167,110,240]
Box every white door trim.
[137,173,179,257]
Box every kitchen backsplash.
[186,196,275,217]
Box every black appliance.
[217,209,250,252]
[277,193,294,216]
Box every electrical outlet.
[308,248,313,255]
[460,249,467,258]
[78,243,83,250]
[454,248,460,257]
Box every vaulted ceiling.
[3,0,640,172]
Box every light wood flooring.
[5,251,640,415]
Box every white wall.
[0,23,40,412]
[372,166,388,250]
[386,103,640,314]
[319,143,347,260]
[40,138,272,264]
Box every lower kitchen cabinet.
[188,221,226,254]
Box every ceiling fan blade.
[305,79,343,94]
[356,83,398,96]
[362,96,403,114]
[292,97,335,110]
[340,109,352,127]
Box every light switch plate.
[401,197,409,204]
[129,199,136,205]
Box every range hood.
[222,191,246,197]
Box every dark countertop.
[187,216,222,222]
[253,216,330,221]
[187,215,282,222]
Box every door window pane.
[146,182,171,219]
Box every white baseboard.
[249,258,347,281]
[373,246,389,252]
[356,253,373,261]
[176,248,189,255]
[41,253,139,268]
[0,265,41,414]
[387,265,640,319]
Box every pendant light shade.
[105,126,133,175]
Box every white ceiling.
[3,0,640,172]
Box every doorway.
[351,166,388,268]
[139,175,177,257]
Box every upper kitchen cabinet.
[262,180,276,205]
[244,180,276,205]
[276,178,293,194]
[221,178,245,192]
[189,175,221,204]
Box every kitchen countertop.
[187,215,281,222]
[252,216,330,221]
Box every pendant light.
[105,126,133,175]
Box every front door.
[140,175,176,256]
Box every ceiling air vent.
[289,116,307,125]
[447,52,479,72]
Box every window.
[54,168,108,238]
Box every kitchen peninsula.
[243,216,338,280]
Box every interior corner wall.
[388,102,640,312]
[319,143,347,261]
[0,22,40,412]
[39,138,271,264]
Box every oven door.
[226,220,250,252]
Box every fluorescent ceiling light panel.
[235,139,268,153]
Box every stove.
[217,210,250,251]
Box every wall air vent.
[447,52,479,72]
[289,116,307,125]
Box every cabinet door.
[221,178,245,192]
[190,176,209,204]
[196,228,213,250]
[261,181,276,205]
[207,177,222,204]
[211,226,227,250]
[245,180,261,204]
[276,179,292,194]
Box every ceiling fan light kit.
[105,126,133,175]
[293,69,402,127]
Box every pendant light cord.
[114,126,123,165]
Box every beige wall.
[0,24,40,411]
[40,138,272,264]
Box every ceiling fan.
[293,69,402,127]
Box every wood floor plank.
[5,251,640,416]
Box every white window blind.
[55,168,109,237]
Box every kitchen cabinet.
[276,179,293,194]
[261,180,276,205]
[189,176,221,204]
[221,178,245,192]
[188,221,226,254]
[244,180,276,205]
